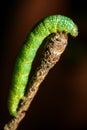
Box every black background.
[0,0,87,129]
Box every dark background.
[0,0,87,129]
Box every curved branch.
[4,32,68,130]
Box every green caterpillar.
[8,15,78,116]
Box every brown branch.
[4,32,68,130]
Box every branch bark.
[4,32,68,130]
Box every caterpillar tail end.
[10,111,17,117]
[8,98,18,117]
[8,104,17,117]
